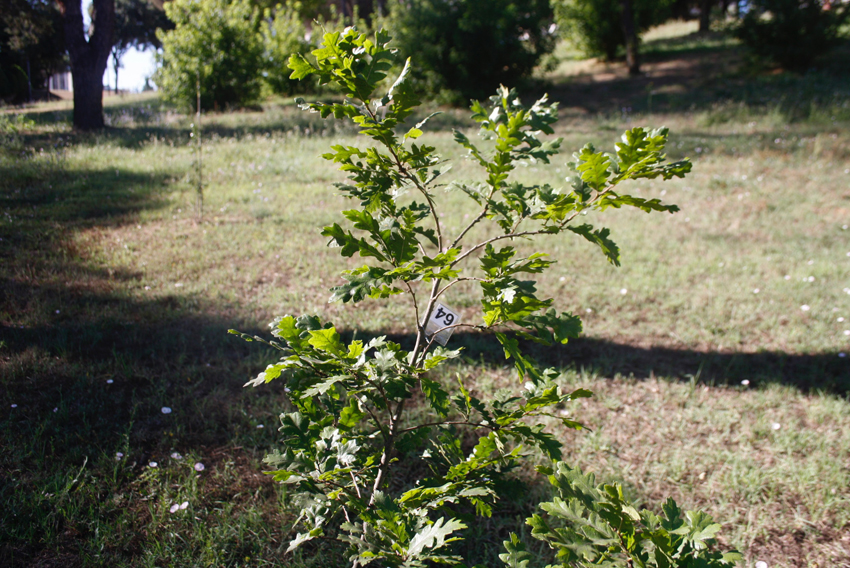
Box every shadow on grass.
[359,330,850,395]
[542,38,850,118]
[14,93,471,153]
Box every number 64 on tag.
[423,303,461,346]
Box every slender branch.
[369,397,406,503]
[449,185,497,250]
[402,280,421,330]
[436,277,484,300]
[451,230,544,267]
[349,470,363,500]
[361,400,390,443]
[397,419,495,435]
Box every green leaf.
[517,309,583,345]
[499,533,531,568]
[567,224,621,267]
[495,332,542,383]
[421,376,451,418]
[574,144,611,190]
[287,53,316,81]
[407,517,466,560]
[307,328,344,356]
[302,375,348,397]
[597,193,680,214]
[405,127,423,140]
[286,529,319,553]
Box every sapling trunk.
[194,70,203,221]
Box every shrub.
[554,0,673,61]
[736,0,850,72]
[385,0,556,104]
[234,27,743,567]
[262,2,313,96]
[0,65,29,104]
[155,0,265,111]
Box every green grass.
[2,23,850,567]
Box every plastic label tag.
[423,303,461,346]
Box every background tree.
[737,0,850,72]
[386,0,555,103]
[109,0,173,93]
[554,0,672,62]
[58,0,114,129]
[619,0,639,75]
[698,0,716,32]
[0,0,66,103]
[261,1,313,96]
[155,0,265,111]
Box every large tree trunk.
[619,0,640,76]
[59,0,114,130]
[699,0,713,32]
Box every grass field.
[2,22,850,568]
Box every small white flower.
[783,275,790,280]
[171,452,182,460]
[771,422,781,431]
[53,407,58,413]
[620,288,628,295]
[174,283,183,288]
[807,276,815,282]
[807,260,814,265]
[115,452,124,460]
[585,308,592,313]
[801,305,810,312]
[55,310,60,314]
[839,353,846,358]
[106,379,113,384]
[149,461,158,468]
[755,561,769,568]
[844,330,850,336]
[180,501,188,510]
[144,286,151,290]
[169,503,179,513]
[839,317,845,322]
[256,424,264,429]
[161,407,172,414]
[741,379,750,386]
[753,288,760,294]
[559,276,565,282]
[194,462,205,472]
[11,404,17,408]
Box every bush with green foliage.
[262,2,313,96]
[234,27,742,567]
[554,0,673,61]
[0,65,29,103]
[736,0,850,72]
[155,0,265,111]
[385,0,556,104]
